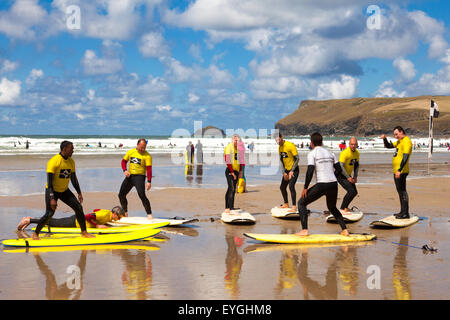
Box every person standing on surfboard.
[224,134,244,213]
[119,139,153,219]
[275,133,300,213]
[381,126,413,219]
[17,206,126,230]
[32,141,94,240]
[336,137,360,213]
[296,133,349,237]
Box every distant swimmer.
[296,133,349,237]
[32,141,94,240]
[336,137,360,212]
[275,133,299,213]
[119,139,153,219]
[17,206,125,230]
[381,126,413,219]
[224,134,244,213]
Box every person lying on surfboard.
[17,206,126,231]
[275,133,300,213]
[296,132,349,237]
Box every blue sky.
[0,0,449,135]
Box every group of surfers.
[16,126,413,239]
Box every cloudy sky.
[0,0,449,135]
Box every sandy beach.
[0,153,449,300]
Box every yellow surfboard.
[2,228,160,247]
[32,221,169,234]
[3,243,160,253]
[244,233,376,244]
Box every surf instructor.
[32,141,93,240]
[381,126,413,219]
[119,139,153,219]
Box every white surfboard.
[271,206,299,219]
[113,216,199,226]
[221,209,256,224]
[370,215,419,228]
[326,207,363,223]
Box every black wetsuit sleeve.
[304,165,315,189]
[383,138,394,149]
[334,161,343,176]
[339,162,350,178]
[280,154,286,172]
[397,154,410,172]
[70,172,82,194]
[353,161,359,178]
[290,155,299,172]
[47,173,55,199]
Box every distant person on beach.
[17,206,125,230]
[119,139,153,219]
[196,140,203,164]
[224,134,244,213]
[381,126,413,219]
[25,140,30,149]
[31,141,93,240]
[336,137,359,212]
[191,142,195,164]
[275,133,299,213]
[296,132,349,237]
[186,142,193,165]
[237,137,247,193]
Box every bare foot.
[224,209,231,214]
[147,215,153,220]
[278,203,289,209]
[81,231,95,238]
[340,229,350,236]
[288,206,297,213]
[32,232,40,240]
[295,230,309,236]
[17,216,31,231]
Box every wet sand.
[0,154,449,300]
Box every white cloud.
[81,49,122,75]
[156,104,172,111]
[188,93,200,103]
[139,32,170,58]
[316,75,359,100]
[374,80,406,98]
[26,69,44,85]
[0,60,19,74]
[0,77,21,105]
[393,58,416,81]
[75,113,86,120]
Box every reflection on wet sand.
[224,231,244,299]
[34,251,86,300]
[392,235,412,300]
[113,249,153,300]
[196,164,203,184]
[185,165,193,185]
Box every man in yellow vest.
[31,141,94,240]
[336,137,360,212]
[17,206,126,230]
[224,134,244,213]
[381,126,413,219]
[119,139,153,218]
[275,133,300,213]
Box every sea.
[1,134,449,155]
